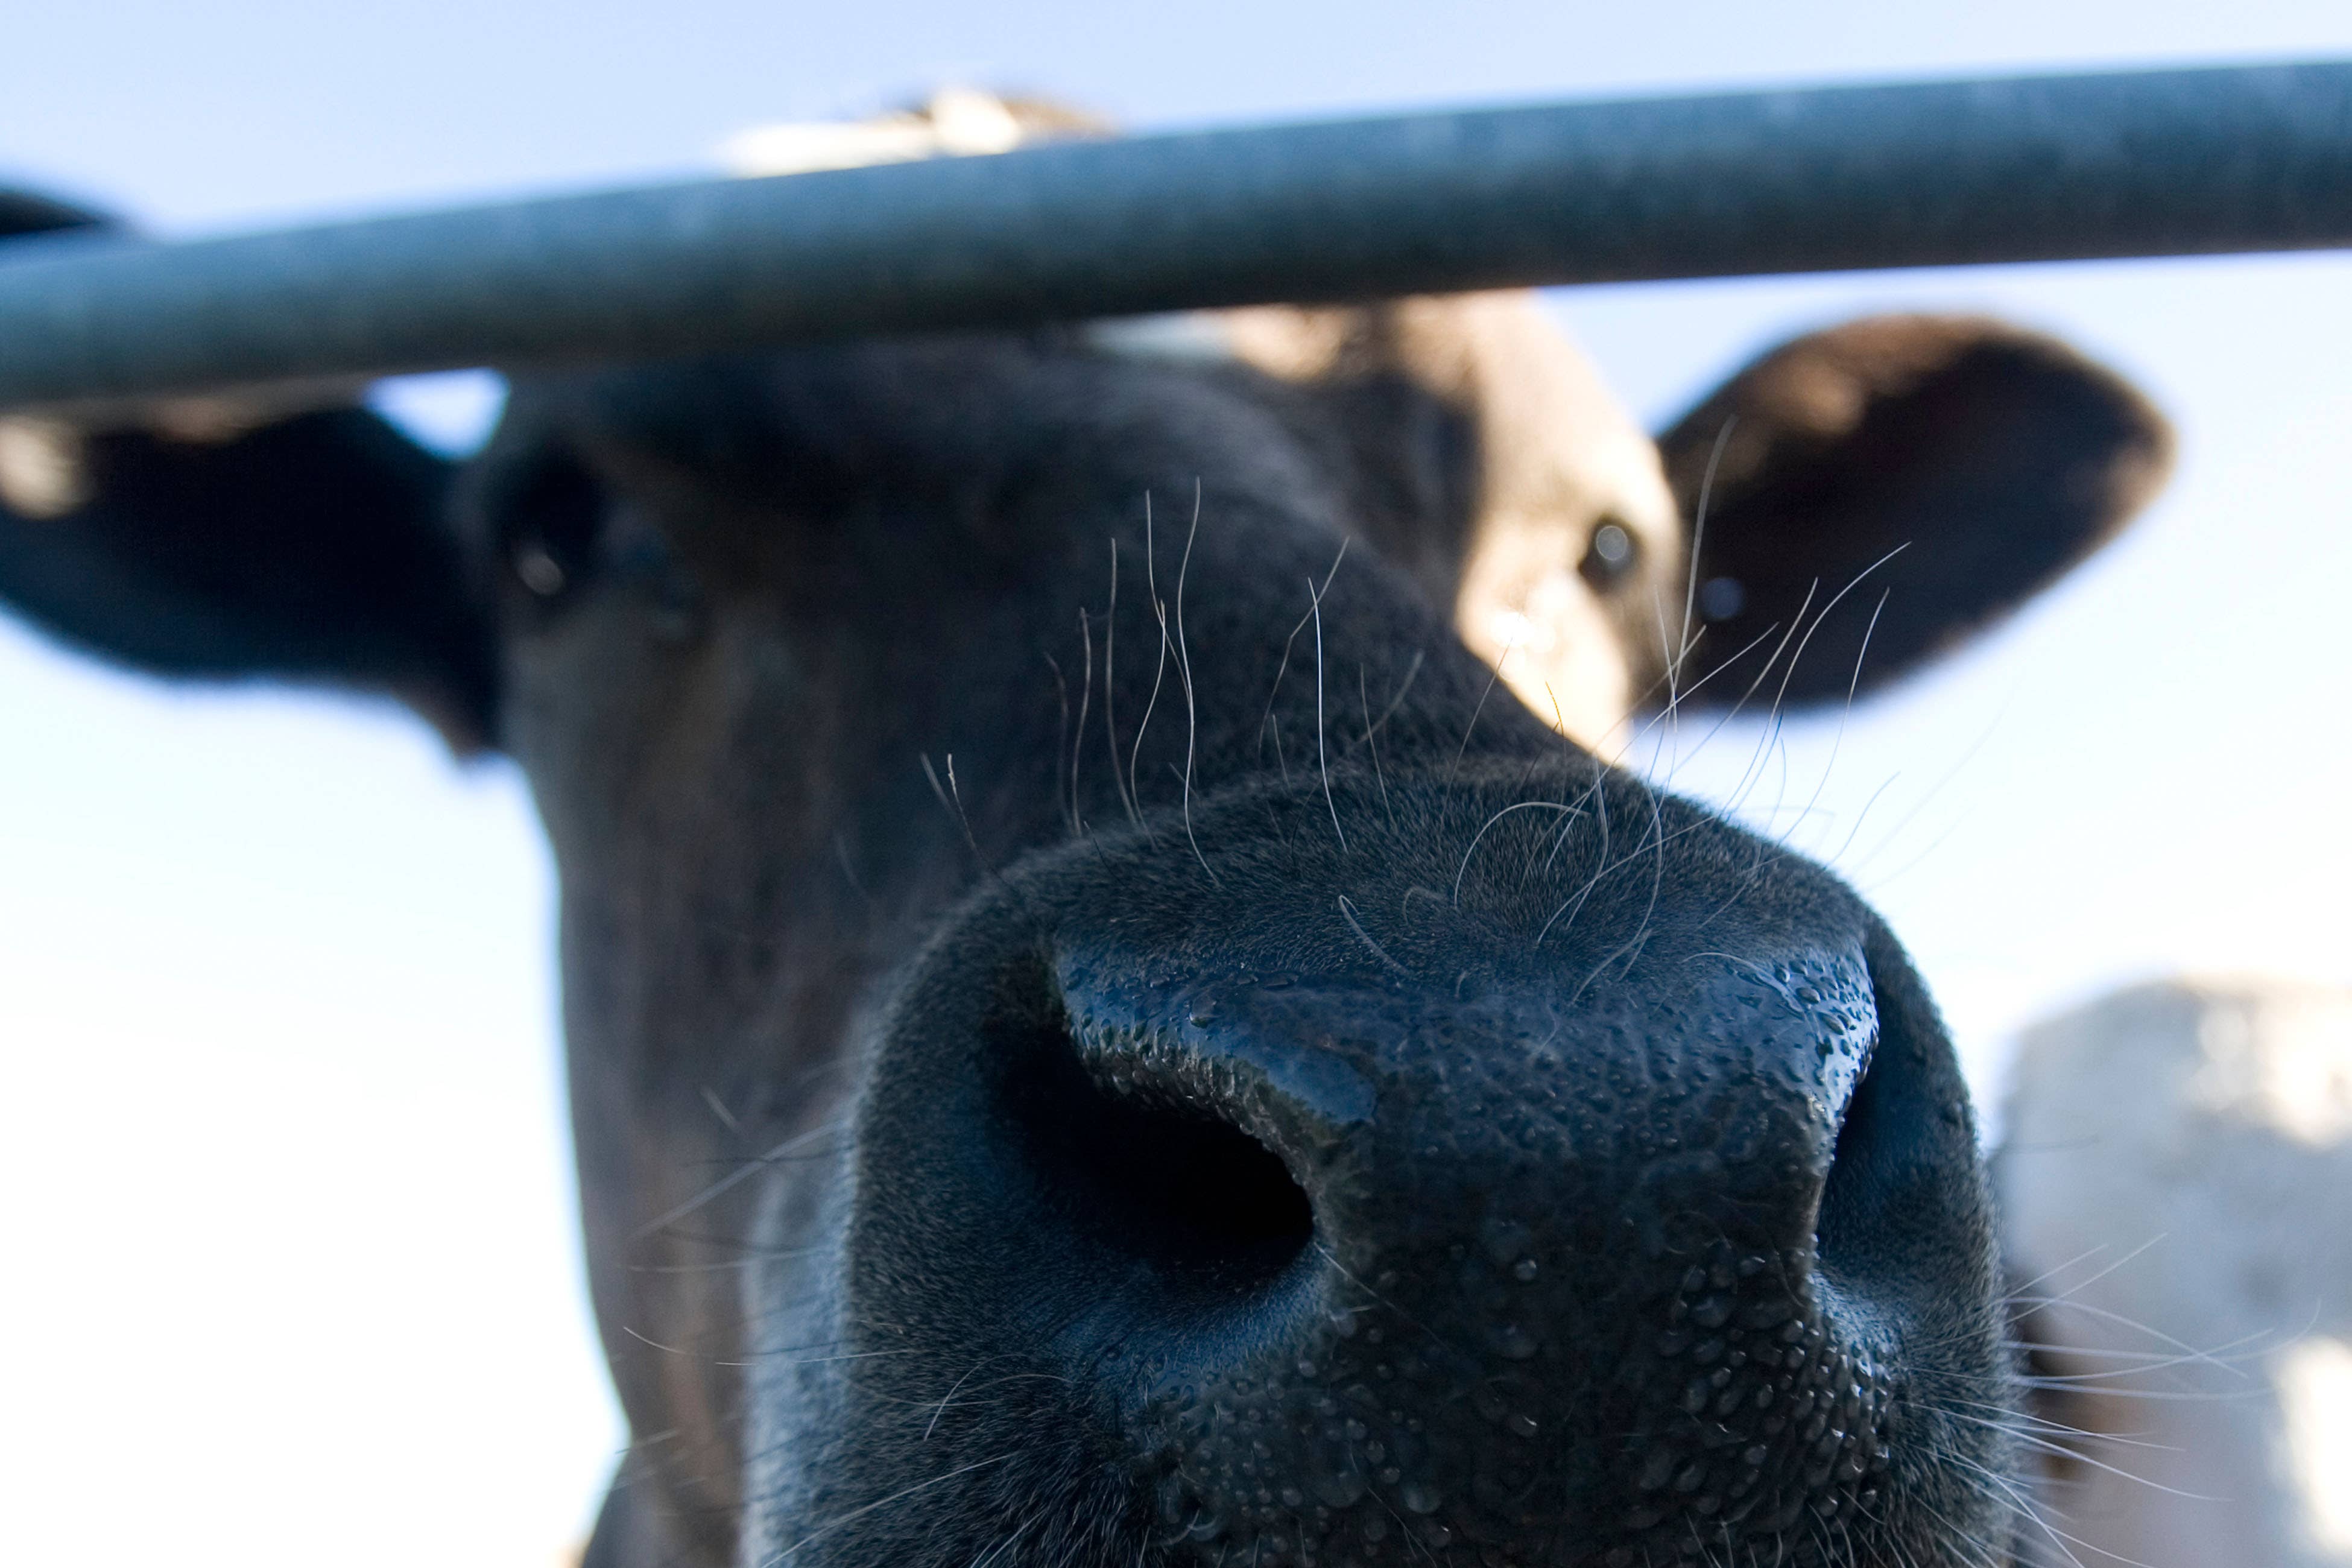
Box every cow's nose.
[1010,942,1874,1307]
[855,938,1953,1562]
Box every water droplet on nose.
[1505,1412,1540,1439]
[1479,1217,1534,1267]
[1512,1257,1539,1282]
[1485,1321,1540,1360]
[1397,1480,1442,1514]
[1309,1464,1367,1508]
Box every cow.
[0,172,2168,1566]
[1998,976,2352,1568]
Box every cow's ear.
[0,192,496,750]
[1655,315,2172,706]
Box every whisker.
[630,1118,850,1241]
[1071,607,1095,841]
[1338,648,1425,759]
[1309,567,1345,852]
[1674,416,1738,701]
[1173,479,1217,884]
[1256,539,1348,776]
[1453,799,1586,905]
[1785,586,1889,859]
[1103,536,1142,830]
[1337,894,1409,978]
[1128,494,1172,839]
[1447,625,1517,787]
[757,1453,1016,1566]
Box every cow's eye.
[1577,514,1640,592]
[498,450,605,606]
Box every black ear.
[0,189,112,238]
[0,192,497,749]
[1655,315,2172,706]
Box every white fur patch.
[0,417,91,519]
[722,87,1026,177]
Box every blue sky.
[4,4,2350,1562]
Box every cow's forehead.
[490,334,1317,492]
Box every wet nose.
[852,935,1947,1564]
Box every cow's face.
[0,192,2170,1568]
[1210,295,1692,748]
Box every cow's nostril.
[1829,1037,1882,1181]
[1815,962,1945,1282]
[999,1004,1315,1291]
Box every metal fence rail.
[2,59,2348,411]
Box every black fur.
[0,195,495,745]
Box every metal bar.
[2,59,2349,409]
